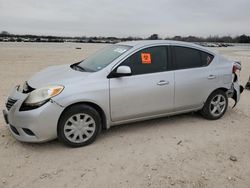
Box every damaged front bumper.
[3,86,64,143]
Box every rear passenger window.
[121,46,168,75]
[201,51,214,66]
[173,46,214,69]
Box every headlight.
[24,85,64,106]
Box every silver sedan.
[3,40,243,147]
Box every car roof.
[117,40,213,54]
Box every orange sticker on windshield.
[141,53,151,64]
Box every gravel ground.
[0,42,249,188]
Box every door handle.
[207,75,216,80]
[157,80,169,86]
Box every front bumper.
[3,87,64,143]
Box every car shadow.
[99,112,203,137]
[17,112,205,149]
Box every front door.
[109,46,174,122]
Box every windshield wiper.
[71,63,86,72]
[75,64,86,71]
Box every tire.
[201,90,228,120]
[58,104,101,147]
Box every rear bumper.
[229,82,244,108]
[3,87,64,143]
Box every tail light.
[232,65,237,73]
[232,61,241,73]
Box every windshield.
[78,45,131,72]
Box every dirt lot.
[0,42,249,188]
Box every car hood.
[28,64,91,88]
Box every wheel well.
[59,102,107,130]
[213,87,228,93]
[205,87,229,102]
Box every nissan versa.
[3,41,243,147]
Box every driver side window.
[120,46,168,75]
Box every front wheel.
[201,90,228,120]
[57,104,101,147]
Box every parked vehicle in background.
[3,40,243,147]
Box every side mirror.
[116,66,132,76]
[107,66,132,78]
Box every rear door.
[109,46,174,122]
[171,46,216,110]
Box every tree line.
[1,31,250,43]
[148,34,250,43]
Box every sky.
[0,0,250,38]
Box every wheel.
[58,104,101,147]
[201,90,228,120]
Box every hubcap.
[64,113,96,143]
[210,94,226,117]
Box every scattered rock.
[178,179,186,184]
[9,173,13,177]
[2,179,6,184]
[162,175,172,180]
[75,47,82,50]
[227,176,236,181]
[40,173,52,179]
[147,182,152,186]
[170,180,175,186]
[81,173,86,178]
[151,167,157,171]
[235,175,244,180]
[147,174,151,180]
[25,154,30,158]
[1,134,5,138]
[177,140,182,145]
[229,155,237,162]
[85,168,92,172]
[202,176,209,180]
[53,169,63,175]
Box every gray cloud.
[0,0,249,37]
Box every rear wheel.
[201,90,228,120]
[58,104,101,147]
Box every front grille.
[6,98,17,111]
